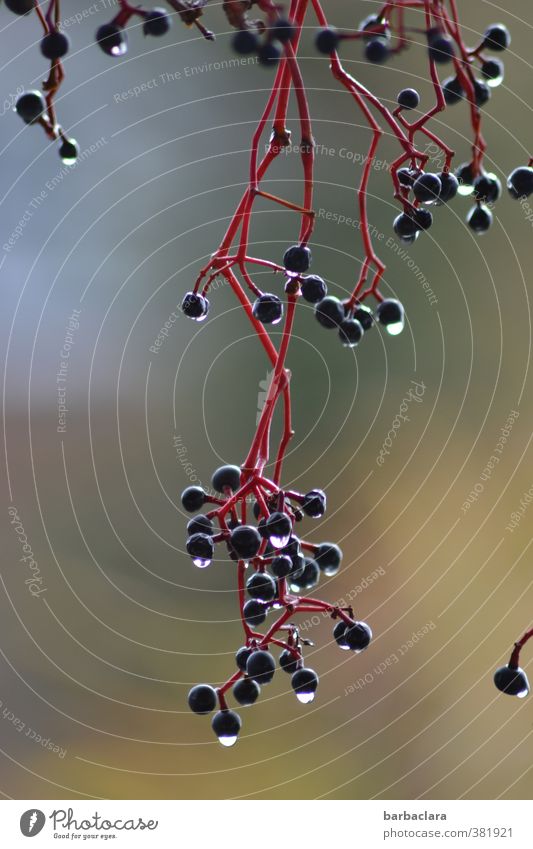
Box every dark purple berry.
[188,684,217,714]
[246,649,276,684]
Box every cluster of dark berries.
[315,14,392,64]
[494,664,530,699]
[443,23,510,109]
[394,158,459,239]
[14,91,79,164]
[452,162,533,235]
[188,616,372,746]
[231,17,295,68]
[96,6,171,58]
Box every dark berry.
[186,515,213,536]
[258,41,282,67]
[181,486,206,512]
[243,599,267,627]
[96,23,127,56]
[467,204,492,234]
[427,29,455,64]
[284,244,311,273]
[397,88,419,110]
[188,684,217,714]
[474,173,501,203]
[270,555,292,579]
[230,525,262,559]
[333,620,349,650]
[212,709,241,746]
[393,212,418,241]
[339,318,364,347]
[437,171,459,203]
[282,535,301,558]
[474,79,491,107]
[315,542,342,576]
[397,167,415,188]
[246,571,276,602]
[246,649,276,684]
[181,291,209,320]
[345,621,372,652]
[233,677,260,706]
[455,162,475,194]
[212,464,241,493]
[235,646,252,672]
[481,58,504,83]
[315,296,344,329]
[301,275,327,303]
[289,553,305,579]
[232,29,259,55]
[252,293,283,324]
[41,30,69,60]
[289,557,320,592]
[302,489,326,518]
[15,91,46,124]
[507,166,533,199]
[360,14,390,41]
[442,76,464,105]
[271,17,295,44]
[186,533,214,566]
[265,511,292,546]
[414,208,433,231]
[291,667,318,703]
[143,8,171,36]
[5,0,34,13]
[413,172,442,203]
[279,649,299,674]
[365,38,389,64]
[58,137,79,164]
[483,24,510,52]
[315,27,340,55]
[376,299,405,334]
[353,305,374,331]
[494,665,529,697]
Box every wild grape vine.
[6,0,533,746]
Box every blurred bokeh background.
[1,0,532,800]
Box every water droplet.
[385,320,404,336]
[458,183,474,197]
[193,557,211,569]
[218,734,238,747]
[111,43,127,57]
[487,76,503,89]
[270,533,291,549]
[296,691,315,704]
[517,687,529,699]
[192,313,208,323]
[61,152,77,166]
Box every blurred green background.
[1,1,533,800]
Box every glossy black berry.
[181,486,206,512]
[302,489,326,518]
[333,620,349,649]
[397,167,416,188]
[233,677,260,706]
[181,291,209,320]
[41,30,70,60]
[301,275,327,303]
[360,14,389,41]
[258,41,282,67]
[186,533,214,565]
[212,464,241,493]
[5,0,34,13]
[212,709,241,746]
[230,525,262,559]
[455,162,475,192]
[493,664,529,697]
[243,599,267,627]
[232,29,259,55]
[427,29,455,64]
[279,649,299,674]
[265,511,292,546]
[315,27,340,55]
[186,515,213,536]
[474,79,491,107]
[413,173,442,203]
[397,88,419,110]
[353,305,374,331]
[289,553,305,579]
[15,91,46,124]
[315,296,344,329]
[483,24,510,52]
[474,173,501,203]
[507,166,533,199]
[467,204,492,234]
[437,171,459,203]
[246,649,276,684]
[393,212,419,241]
[315,542,342,576]
[376,299,405,332]
[253,293,283,324]
[284,244,311,274]
[339,318,364,347]
[271,17,295,44]
[188,683,217,714]
[414,208,433,231]
[236,646,252,672]
[142,7,171,36]
[481,58,504,83]
[290,557,320,592]
[96,23,127,56]
[291,667,318,703]
[282,535,301,558]
[365,38,389,64]
[442,76,464,105]
[270,555,292,579]
[246,571,276,602]
[58,137,79,164]
[345,621,372,652]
